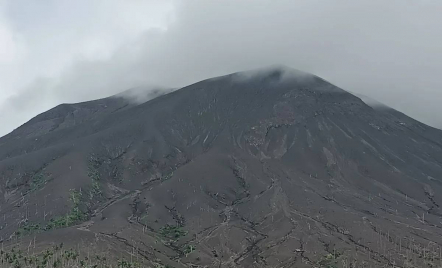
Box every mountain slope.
[1,66,442,268]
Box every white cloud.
[0,24,17,63]
[0,0,175,136]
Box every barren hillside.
[1,66,442,268]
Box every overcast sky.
[0,0,441,137]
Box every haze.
[0,0,441,137]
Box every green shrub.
[160,225,187,240]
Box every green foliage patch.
[182,244,195,257]
[45,189,87,230]
[87,158,103,200]
[16,189,88,237]
[318,253,339,268]
[29,173,52,192]
[160,224,187,240]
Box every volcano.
[1,66,442,268]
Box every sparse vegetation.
[0,244,141,268]
[89,179,102,199]
[182,244,195,257]
[45,189,87,230]
[318,253,339,268]
[117,259,140,268]
[15,223,42,237]
[87,158,103,199]
[15,189,87,237]
[29,173,52,192]
[161,171,174,182]
[159,224,187,240]
[153,263,174,268]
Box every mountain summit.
[1,66,442,268]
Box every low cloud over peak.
[1,0,442,136]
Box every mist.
[1,0,442,137]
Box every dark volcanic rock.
[1,66,442,267]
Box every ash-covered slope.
[0,86,170,157]
[1,66,442,268]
